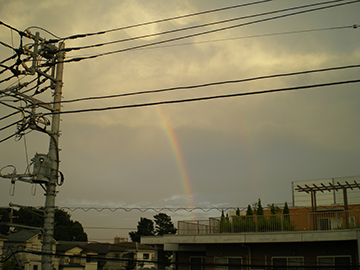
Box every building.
[0,233,7,268]
[141,176,360,269]
[56,239,155,270]
[3,230,58,270]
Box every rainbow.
[155,106,196,214]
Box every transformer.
[32,153,51,183]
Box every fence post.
[255,215,258,232]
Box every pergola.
[295,180,360,229]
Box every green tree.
[255,199,264,216]
[0,207,87,241]
[245,205,255,232]
[219,210,231,233]
[233,208,241,232]
[246,205,253,216]
[0,208,11,235]
[283,201,290,218]
[270,203,281,231]
[54,209,87,241]
[154,213,177,235]
[129,217,154,243]
[270,204,281,215]
[282,201,294,230]
[255,199,267,231]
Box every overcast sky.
[0,0,359,242]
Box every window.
[349,216,356,227]
[228,258,242,270]
[190,256,205,270]
[317,218,342,230]
[33,265,38,270]
[318,256,351,270]
[214,257,242,270]
[272,257,303,270]
[143,253,150,260]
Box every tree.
[283,201,290,218]
[0,207,87,241]
[154,213,177,236]
[54,209,87,241]
[270,203,281,231]
[246,205,253,216]
[129,217,154,242]
[255,198,264,216]
[282,201,294,230]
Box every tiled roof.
[6,230,41,242]
[56,241,154,254]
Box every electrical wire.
[25,26,61,39]
[47,0,360,65]
[0,119,25,133]
[0,133,17,144]
[0,53,18,65]
[143,24,358,51]
[54,64,360,105]
[0,110,22,122]
[0,21,25,36]
[60,206,236,213]
[1,249,357,269]
[0,100,25,112]
[45,79,360,116]
[61,0,349,54]
[60,23,359,62]
[46,0,271,43]
[0,40,17,52]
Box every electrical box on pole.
[32,153,51,183]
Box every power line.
[63,23,358,61]
[46,0,359,65]
[60,206,236,213]
[146,24,357,50]
[54,64,360,105]
[46,0,271,43]
[0,21,25,36]
[0,110,22,122]
[0,133,17,144]
[61,0,334,53]
[0,119,24,133]
[0,40,17,52]
[45,79,360,116]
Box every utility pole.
[0,30,65,270]
[42,41,65,270]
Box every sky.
[0,0,359,242]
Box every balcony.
[177,209,360,235]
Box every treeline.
[220,199,294,233]
[0,207,87,241]
[129,213,177,242]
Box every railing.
[177,209,360,235]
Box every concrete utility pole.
[0,31,65,270]
[42,42,65,270]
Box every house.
[0,233,7,268]
[56,239,155,270]
[141,176,360,269]
[0,233,7,256]
[3,230,59,270]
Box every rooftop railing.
[177,209,360,235]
